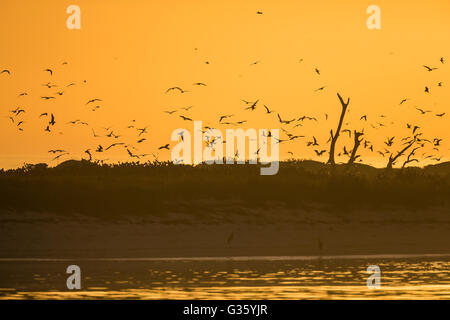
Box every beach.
[1,204,449,259]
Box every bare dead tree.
[401,146,421,168]
[348,130,364,165]
[386,139,416,169]
[327,93,350,165]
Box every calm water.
[1,254,450,299]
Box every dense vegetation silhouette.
[1,159,450,217]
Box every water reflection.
[0,256,449,299]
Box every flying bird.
[137,127,148,136]
[158,144,170,150]
[42,82,57,88]
[52,153,69,161]
[245,100,258,111]
[48,149,66,154]
[263,105,274,114]
[385,136,395,147]
[179,115,192,121]
[105,143,125,151]
[314,149,327,156]
[86,98,102,105]
[49,114,55,126]
[315,86,326,92]
[219,114,233,122]
[423,65,438,72]
[166,87,187,94]
[43,68,53,76]
[180,105,194,111]
[415,107,431,115]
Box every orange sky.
[0,0,449,169]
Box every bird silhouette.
[86,98,102,105]
[315,149,326,156]
[84,149,92,161]
[179,115,192,121]
[166,87,187,94]
[245,100,258,111]
[226,231,234,246]
[105,143,124,151]
[385,136,395,147]
[52,152,69,161]
[158,144,170,150]
[416,107,431,115]
[49,114,55,126]
[317,238,323,253]
[423,65,438,72]
[263,105,274,114]
[219,114,233,122]
[315,86,326,92]
[136,127,148,136]
[48,149,66,154]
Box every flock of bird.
[1,10,448,168]
[158,56,447,167]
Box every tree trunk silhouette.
[386,140,416,169]
[327,93,350,165]
[348,130,364,165]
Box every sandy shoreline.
[1,208,450,259]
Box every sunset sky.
[0,0,449,169]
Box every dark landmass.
[1,159,450,217]
[1,160,449,259]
